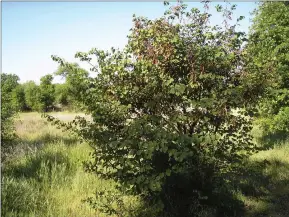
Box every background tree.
[23,81,41,111]
[39,74,55,112]
[54,83,69,107]
[54,63,90,111]
[247,2,289,138]
[11,84,27,111]
[1,73,19,149]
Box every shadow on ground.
[3,150,76,181]
[21,132,79,146]
[258,131,288,149]
[229,158,289,217]
[2,132,80,162]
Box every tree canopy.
[247,2,289,136]
[39,74,55,112]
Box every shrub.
[47,2,266,216]
[257,107,289,147]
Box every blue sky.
[2,2,257,84]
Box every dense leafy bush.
[247,2,289,139]
[257,107,289,145]
[1,73,19,148]
[46,2,268,216]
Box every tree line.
[1,73,78,113]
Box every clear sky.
[2,2,257,84]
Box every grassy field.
[236,143,289,217]
[1,112,289,217]
[2,112,128,217]
[2,112,98,216]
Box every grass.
[1,112,121,217]
[2,112,289,216]
[239,142,289,217]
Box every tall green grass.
[238,141,289,217]
[2,113,115,217]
